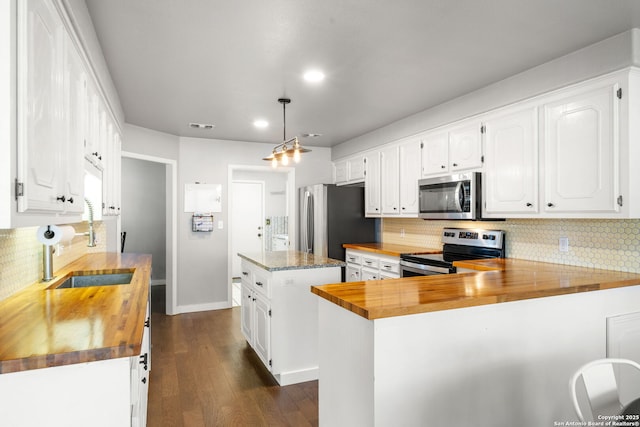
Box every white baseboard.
[174,300,231,314]
[274,367,319,386]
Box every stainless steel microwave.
[418,172,482,220]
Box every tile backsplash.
[382,218,640,273]
[0,222,107,301]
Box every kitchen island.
[238,250,344,385]
[311,259,640,427]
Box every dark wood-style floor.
[147,286,319,426]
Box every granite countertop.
[342,242,441,257]
[0,253,151,374]
[311,258,640,320]
[238,250,346,272]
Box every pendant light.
[262,98,311,167]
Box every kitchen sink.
[49,271,134,289]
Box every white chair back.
[570,358,640,422]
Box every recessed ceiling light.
[189,122,215,130]
[253,119,269,129]
[303,70,325,83]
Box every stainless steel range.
[400,228,505,277]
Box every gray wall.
[121,157,166,281]
[122,125,332,310]
[177,136,332,307]
[333,28,640,160]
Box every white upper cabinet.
[2,0,123,227]
[62,30,86,214]
[421,130,449,176]
[334,155,366,186]
[398,138,421,215]
[364,151,381,216]
[380,146,400,215]
[421,120,483,177]
[483,107,538,216]
[333,160,348,184]
[542,81,619,214]
[17,0,67,214]
[448,120,483,172]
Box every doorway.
[231,180,265,278]
[228,165,295,307]
[121,151,178,315]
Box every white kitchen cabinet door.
[17,0,66,213]
[361,267,379,281]
[380,146,400,215]
[364,151,381,216]
[334,160,348,184]
[347,156,366,182]
[346,264,361,282]
[421,130,449,176]
[399,138,421,215]
[85,80,104,169]
[253,293,271,370]
[543,83,620,213]
[240,282,253,343]
[61,31,86,214]
[449,120,483,172]
[483,107,538,216]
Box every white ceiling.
[85,0,640,148]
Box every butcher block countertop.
[311,258,640,320]
[342,242,441,257]
[0,253,151,374]
[238,250,345,272]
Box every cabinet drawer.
[345,251,362,265]
[240,268,253,285]
[253,269,271,297]
[379,260,400,274]
[361,257,379,269]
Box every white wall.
[177,136,332,309]
[333,28,640,159]
[121,157,166,281]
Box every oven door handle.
[400,260,452,275]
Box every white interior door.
[231,181,265,277]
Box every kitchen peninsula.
[0,253,152,427]
[238,250,344,385]
[312,259,640,427]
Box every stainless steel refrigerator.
[299,184,377,262]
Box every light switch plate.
[218,220,224,229]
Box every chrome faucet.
[76,197,96,247]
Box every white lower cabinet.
[0,301,151,427]
[239,258,341,385]
[345,249,400,281]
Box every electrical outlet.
[400,228,405,238]
[218,220,224,229]
[559,237,569,252]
